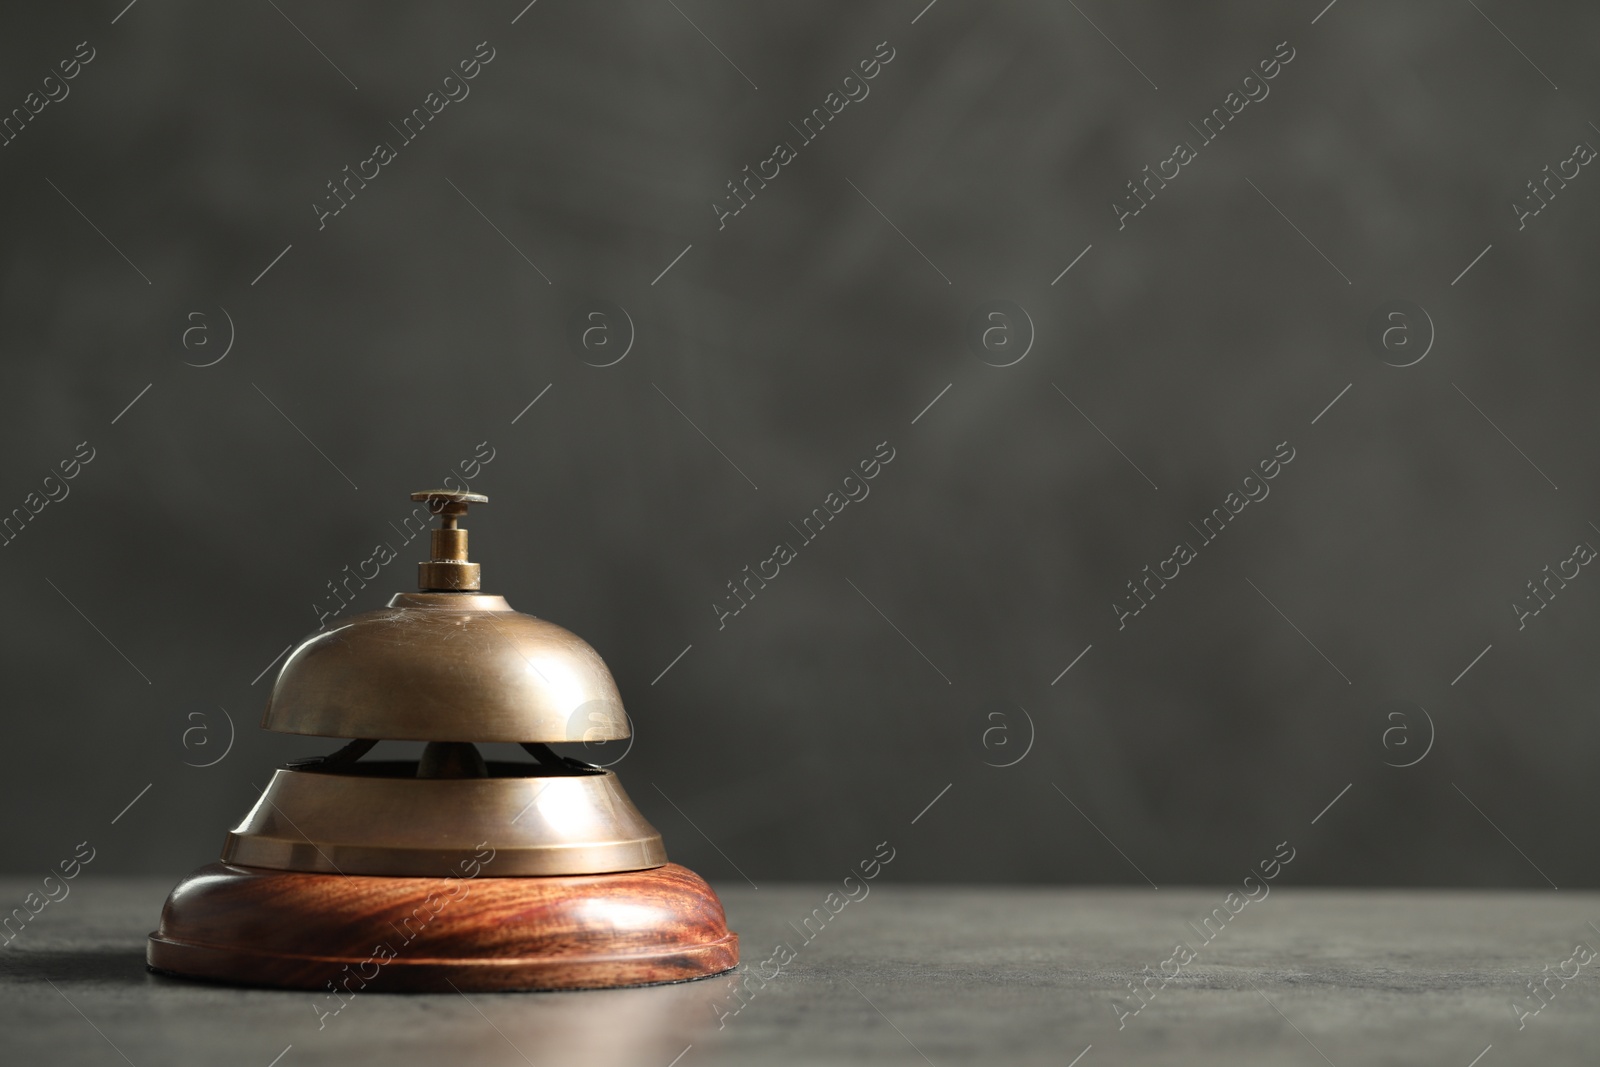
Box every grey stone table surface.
[3,878,1598,1066]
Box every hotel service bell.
[148,491,738,991]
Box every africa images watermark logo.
[1366,299,1434,367]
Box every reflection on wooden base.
[147,862,738,992]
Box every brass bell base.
[224,764,668,877]
[147,862,739,992]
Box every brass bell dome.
[262,491,628,744]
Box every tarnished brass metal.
[411,489,486,591]
[263,592,628,741]
[417,741,489,778]
[417,559,481,591]
[412,489,489,510]
[222,765,666,876]
[431,527,469,560]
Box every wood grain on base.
[147,862,738,992]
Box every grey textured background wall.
[3,0,1596,889]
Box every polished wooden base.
[147,862,738,992]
